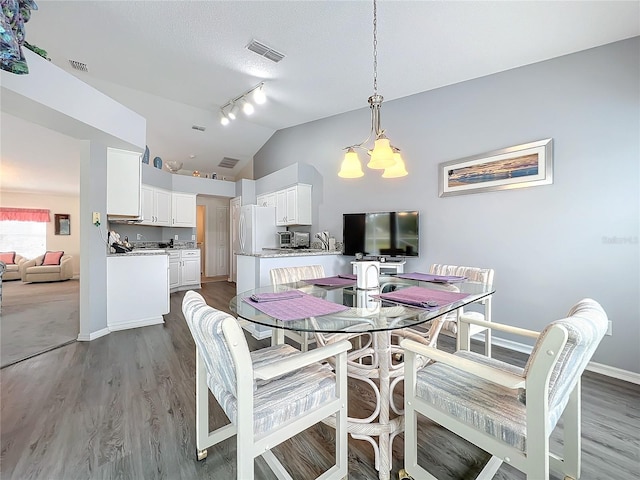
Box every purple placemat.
[338,273,357,280]
[250,291,304,302]
[304,276,357,286]
[375,286,469,309]
[396,272,467,283]
[243,291,349,321]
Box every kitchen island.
[236,249,347,339]
[107,250,169,331]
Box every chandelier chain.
[372,0,377,96]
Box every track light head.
[252,84,266,104]
[241,97,255,115]
[228,102,240,120]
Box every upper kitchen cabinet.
[256,192,276,208]
[140,185,171,226]
[106,148,141,218]
[172,192,196,227]
[275,184,312,226]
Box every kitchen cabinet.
[141,185,171,226]
[274,184,312,226]
[256,192,276,208]
[106,147,141,218]
[107,253,169,331]
[168,251,181,289]
[169,249,201,292]
[172,192,197,227]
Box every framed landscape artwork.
[438,138,553,197]
[55,214,70,235]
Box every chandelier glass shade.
[338,0,408,179]
[338,148,365,178]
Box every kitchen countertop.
[237,249,342,258]
[107,246,199,257]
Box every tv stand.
[351,260,405,275]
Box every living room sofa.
[21,254,73,283]
[0,253,26,281]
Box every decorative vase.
[153,156,162,169]
[142,145,150,164]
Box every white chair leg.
[484,328,492,357]
[562,383,582,479]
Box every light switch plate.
[192,234,196,241]
[174,234,179,240]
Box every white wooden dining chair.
[182,291,350,480]
[401,298,608,480]
[429,264,495,356]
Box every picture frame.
[54,214,70,235]
[438,138,553,197]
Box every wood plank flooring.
[1,282,639,479]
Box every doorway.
[197,204,206,275]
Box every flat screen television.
[343,211,419,257]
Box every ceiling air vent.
[191,125,206,132]
[68,59,88,72]
[246,39,285,63]
[219,157,240,169]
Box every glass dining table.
[230,275,494,480]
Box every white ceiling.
[2,0,639,195]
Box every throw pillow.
[41,251,64,266]
[0,251,16,264]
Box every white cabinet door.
[275,190,287,226]
[293,183,312,225]
[181,250,201,285]
[107,148,141,217]
[169,252,181,289]
[285,186,298,224]
[154,188,172,226]
[256,194,268,207]
[172,192,196,227]
[140,185,155,224]
[266,193,277,208]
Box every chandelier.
[338,0,408,179]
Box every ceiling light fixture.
[338,0,408,179]
[219,82,266,126]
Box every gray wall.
[254,38,640,373]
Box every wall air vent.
[246,39,285,63]
[191,125,206,132]
[68,59,88,72]
[219,157,240,169]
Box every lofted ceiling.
[1,0,639,195]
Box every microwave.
[277,231,310,249]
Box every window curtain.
[0,207,50,222]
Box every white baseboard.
[77,327,110,341]
[108,316,164,332]
[490,336,640,385]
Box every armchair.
[1,253,26,281]
[182,291,350,480]
[429,264,495,356]
[21,253,73,283]
[270,265,326,351]
[402,298,608,480]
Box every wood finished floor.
[1,281,638,479]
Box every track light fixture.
[219,82,266,126]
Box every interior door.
[229,196,241,283]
